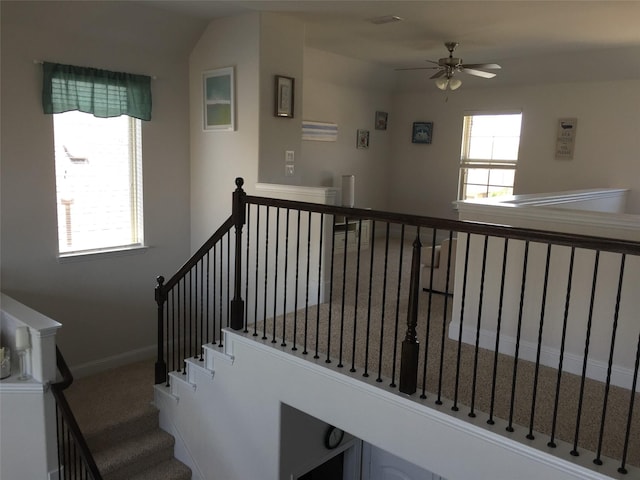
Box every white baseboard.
[70,344,156,378]
[449,321,639,392]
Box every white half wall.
[155,331,622,480]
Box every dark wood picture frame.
[412,121,433,144]
[275,75,295,118]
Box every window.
[41,61,151,256]
[54,112,143,254]
[458,113,523,201]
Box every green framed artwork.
[203,67,235,131]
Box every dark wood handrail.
[161,215,234,293]
[52,347,103,479]
[246,195,640,256]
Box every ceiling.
[143,1,640,87]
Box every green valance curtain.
[42,62,152,121]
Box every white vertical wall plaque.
[555,118,577,160]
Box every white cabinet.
[333,217,370,254]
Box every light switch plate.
[285,164,295,176]
[285,150,295,163]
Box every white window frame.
[458,110,523,201]
[53,112,145,259]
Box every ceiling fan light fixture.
[449,78,462,90]
[435,77,449,90]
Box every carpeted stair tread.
[128,458,192,480]
[65,360,155,435]
[94,428,175,479]
[84,404,160,451]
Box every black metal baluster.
[263,206,270,340]
[226,231,231,331]
[420,228,438,399]
[338,216,350,368]
[253,206,260,337]
[199,259,204,360]
[219,239,224,346]
[453,233,471,411]
[212,245,217,345]
[303,211,312,355]
[594,254,626,466]
[548,247,575,448]
[165,291,170,378]
[179,279,185,373]
[507,240,529,432]
[390,225,406,388]
[206,252,210,345]
[244,206,251,333]
[171,288,176,383]
[363,221,377,378]
[325,215,337,364]
[314,214,324,359]
[436,230,454,405]
[618,327,640,474]
[281,208,290,347]
[189,269,193,360]
[526,243,552,438]
[571,250,600,456]
[350,219,364,373]
[272,208,281,344]
[470,235,489,417]
[292,209,301,351]
[376,223,391,383]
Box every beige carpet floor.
[259,235,639,470]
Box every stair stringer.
[153,332,235,480]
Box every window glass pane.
[459,112,521,201]
[488,169,515,186]
[463,184,489,200]
[465,168,489,184]
[487,185,513,198]
[54,111,142,254]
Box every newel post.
[230,177,246,331]
[154,276,167,385]
[400,235,422,394]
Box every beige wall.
[189,13,261,250]
[258,13,305,185]
[0,1,201,369]
[389,79,640,219]
[300,48,395,211]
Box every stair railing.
[155,177,640,474]
[52,347,103,480]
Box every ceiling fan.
[397,42,501,90]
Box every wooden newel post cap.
[235,177,244,190]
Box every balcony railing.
[155,178,640,475]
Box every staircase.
[65,359,191,480]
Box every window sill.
[58,245,149,263]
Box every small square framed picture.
[375,111,388,130]
[412,122,433,144]
[357,129,369,149]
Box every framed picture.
[412,121,433,144]
[203,67,235,131]
[275,75,295,118]
[375,111,388,130]
[357,129,369,149]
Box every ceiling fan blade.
[395,66,439,71]
[430,70,446,79]
[462,63,501,70]
[462,68,497,79]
